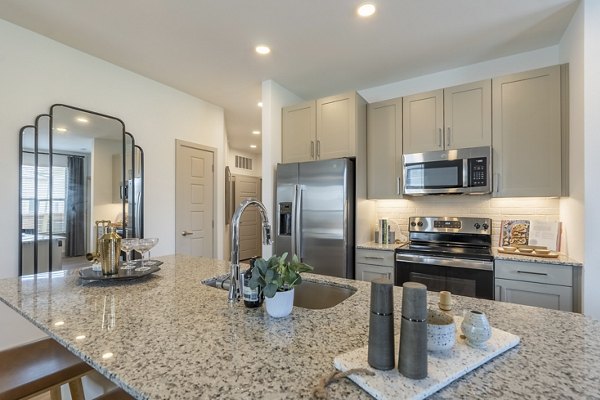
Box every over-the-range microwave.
[402,146,492,195]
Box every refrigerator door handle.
[290,185,297,257]
[294,185,303,261]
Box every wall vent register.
[235,155,253,170]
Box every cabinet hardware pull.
[397,176,401,196]
[316,140,321,158]
[494,173,500,193]
[365,256,385,260]
[447,127,451,147]
[438,128,443,147]
[516,270,548,276]
[310,141,315,159]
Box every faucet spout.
[229,198,272,303]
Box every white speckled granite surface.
[0,254,599,399]
[356,242,402,252]
[492,248,583,267]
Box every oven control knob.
[482,223,489,230]
[417,221,423,227]
[410,221,416,227]
[474,223,481,229]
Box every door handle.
[181,231,193,236]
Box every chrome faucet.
[229,198,272,303]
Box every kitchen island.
[0,255,599,399]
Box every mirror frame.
[18,104,144,276]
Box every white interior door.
[233,174,262,261]
[175,140,215,257]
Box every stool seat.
[94,387,134,400]
[0,337,92,400]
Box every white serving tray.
[334,316,520,400]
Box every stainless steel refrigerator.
[275,158,355,279]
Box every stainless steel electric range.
[395,216,494,300]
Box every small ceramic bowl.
[518,248,534,254]
[534,248,551,255]
[502,246,516,252]
[427,309,456,352]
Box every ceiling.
[0,0,578,155]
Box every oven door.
[395,253,494,300]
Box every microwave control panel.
[468,157,488,187]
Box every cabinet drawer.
[356,249,394,266]
[356,263,394,282]
[495,260,572,286]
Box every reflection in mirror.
[51,105,125,269]
[17,104,144,276]
[19,126,35,276]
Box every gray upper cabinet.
[367,98,403,199]
[402,89,444,154]
[403,80,491,154]
[282,100,316,163]
[443,80,492,150]
[492,65,564,197]
[282,92,365,163]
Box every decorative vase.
[461,310,492,348]
[264,288,294,318]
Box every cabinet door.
[402,89,443,154]
[282,100,316,163]
[355,262,394,282]
[444,80,491,150]
[316,92,358,160]
[495,278,572,312]
[492,65,562,197]
[367,98,403,199]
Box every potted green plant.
[248,252,313,317]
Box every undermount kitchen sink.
[202,275,356,310]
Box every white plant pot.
[265,288,294,318]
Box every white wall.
[226,146,262,177]
[583,0,600,319]
[359,46,560,102]
[559,2,585,262]
[261,80,303,258]
[0,19,227,280]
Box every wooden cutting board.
[334,316,520,400]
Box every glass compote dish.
[135,238,159,269]
[120,238,140,270]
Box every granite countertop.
[356,241,404,251]
[358,242,582,268]
[1,254,599,399]
[492,248,583,267]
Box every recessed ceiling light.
[76,117,89,124]
[255,45,271,55]
[56,127,67,132]
[250,145,257,149]
[257,102,263,108]
[357,3,376,17]
[252,130,260,135]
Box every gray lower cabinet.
[495,259,580,312]
[355,249,395,282]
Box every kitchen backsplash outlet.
[375,197,561,249]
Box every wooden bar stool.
[0,337,92,400]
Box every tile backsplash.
[375,197,560,248]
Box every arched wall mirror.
[18,104,144,276]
